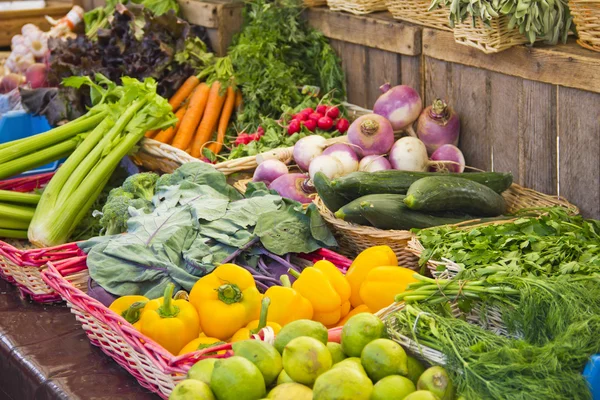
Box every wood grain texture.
[400,55,422,96]
[366,48,400,107]
[422,28,600,94]
[333,40,369,108]
[424,56,450,105]
[521,80,557,195]
[305,8,421,56]
[557,87,600,218]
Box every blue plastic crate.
[0,110,62,177]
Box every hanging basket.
[453,16,531,53]
[386,0,452,31]
[570,0,600,52]
[327,0,387,15]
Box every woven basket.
[453,16,531,53]
[570,0,600,52]
[327,0,387,14]
[386,0,452,31]
[304,0,327,6]
[316,183,578,270]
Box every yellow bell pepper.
[189,263,263,341]
[179,337,227,356]
[359,266,419,312]
[291,260,351,326]
[346,246,398,307]
[263,275,313,326]
[140,283,200,355]
[335,304,371,327]
[109,295,149,331]
[230,297,282,342]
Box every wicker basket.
[304,0,327,6]
[570,0,600,52]
[386,0,452,31]
[453,16,531,53]
[327,0,387,14]
[316,183,578,270]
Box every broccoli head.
[107,187,135,200]
[99,195,154,236]
[122,172,159,201]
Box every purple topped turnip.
[269,173,313,204]
[373,84,422,134]
[429,144,465,173]
[253,159,289,185]
[347,114,394,157]
[417,99,460,154]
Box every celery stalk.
[0,229,28,239]
[0,111,107,164]
[0,190,41,205]
[0,220,30,230]
[0,202,35,222]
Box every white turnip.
[322,143,359,176]
[292,135,327,171]
[308,155,344,181]
[389,137,429,172]
[358,155,392,172]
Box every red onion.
[269,173,313,203]
[358,155,392,172]
[373,84,422,133]
[322,143,359,175]
[347,114,394,157]
[416,98,460,154]
[429,144,465,173]
[253,159,289,185]
[389,137,429,172]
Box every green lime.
[277,369,295,385]
[187,358,217,385]
[210,356,266,400]
[312,367,373,400]
[417,366,454,400]
[403,390,441,400]
[406,356,426,385]
[331,357,367,375]
[327,342,347,364]
[232,340,282,386]
[371,375,415,400]
[360,338,408,381]
[267,383,312,399]
[169,379,215,400]
[274,319,328,354]
[282,336,332,386]
[341,313,385,357]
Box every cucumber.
[330,171,513,200]
[313,172,350,213]
[404,176,507,217]
[358,195,472,230]
[333,195,386,226]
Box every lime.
[312,367,373,400]
[274,319,328,354]
[187,358,217,385]
[169,379,215,400]
[267,383,312,399]
[360,338,408,381]
[417,366,454,400]
[277,369,295,385]
[210,356,266,400]
[232,340,282,386]
[331,357,367,375]
[327,342,347,364]
[406,355,426,385]
[371,375,415,400]
[282,336,332,386]
[403,390,441,400]
[340,313,385,357]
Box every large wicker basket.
[327,0,387,14]
[386,0,452,31]
[453,16,531,53]
[570,0,600,51]
[304,0,327,6]
[316,183,578,270]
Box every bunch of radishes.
[234,126,265,145]
[1,24,50,93]
[287,104,350,136]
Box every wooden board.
[366,48,400,107]
[330,39,368,108]
[306,8,421,56]
[422,28,600,94]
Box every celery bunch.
[27,74,175,247]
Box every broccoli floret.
[99,195,154,236]
[107,187,135,200]
[156,172,181,189]
[122,172,159,201]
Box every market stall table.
[0,279,160,400]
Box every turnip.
[293,135,328,171]
[322,143,359,176]
[429,144,465,173]
[25,63,47,89]
[269,173,313,204]
[389,137,429,172]
[416,99,460,154]
[373,84,422,135]
[347,114,394,157]
[0,74,23,93]
[309,155,344,181]
[358,155,392,172]
[253,159,289,185]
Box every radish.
[288,119,301,135]
[316,105,328,114]
[429,144,465,173]
[308,112,323,122]
[347,114,394,157]
[336,118,349,133]
[417,98,460,154]
[293,135,328,171]
[269,173,313,204]
[317,116,334,131]
[293,113,307,121]
[326,106,340,119]
[302,119,317,132]
[373,84,422,135]
[308,155,344,181]
[358,155,392,172]
[389,137,429,172]
[323,143,359,175]
[25,63,47,88]
[253,159,289,185]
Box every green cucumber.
[404,176,507,217]
[333,195,401,226]
[330,171,513,200]
[358,195,472,230]
[313,172,350,213]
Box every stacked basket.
[570,0,600,52]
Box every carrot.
[234,90,243,110]
[191,82,227,158]
[154,105,188,144]
[171,83,210,150]
[207,87,236,155]
[169,76,200,111]
[145,130,159,138]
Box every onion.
[253,159,288,185]
[292,135,328,171]
[373,84,422,133]
[322,143,359,175]
[87,278,118,307]
[347,114,394,157]
[309,155,344,181]
[358,155,392,172]
[429,144,465,173]
[389,137,429,172]
[269,173,313,204]
[416,99,460,154]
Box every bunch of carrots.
[145,75,241,158]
